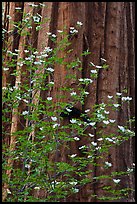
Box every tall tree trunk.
[2,2,135,202]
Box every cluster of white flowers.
[113,104,120,108]
[70,119,77,124]
[34,186,40,190]
[105,137,114,143]
[90,62,103,69]
[89,122,96,126]
[44,47,53,53]
[51,34,56,38]
[79,145,86,150]
[57,30,63,33]
[70,91,77,96]
[34,13,42,21]
[118,125,125,132]
[85,109,90,113]
[103,120,110,125]
[88,133,94,137]
[108,95,113,99]
[113,179,121,184]
[78,78,93,84]
[66,107,72,112]
[53,123,60,128]
[91,141,97,146]
[90,69,98,74]
[105,161,112,167]
[15,7,22,10]
[7,189,12,194]
[22,111,29,115]
[6,50,18,56]
[24,49,29,53]
[46,67,54,72]
[76,21,83,26]
[97,138,103,141]
[83,91,89,95]
[33,15,41,23]
[116,92,122,96]
[69,27,78,34]
[100,58,106,62]
[70,154,77,158]
[34,61,42,65]
[51,116,57,121]
[25,55,35,61]
[3,67,9,71]
[47,97,52,101]
[121,96,132,101]
[49,81,54,85]
[109,119,116,123]
[25,164,31,169]
[46,32,56,38]
[74,137,80,141]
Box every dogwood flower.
[70,154,77,158]
[47,97,52,101]
[76,21,83,26]
[113,104,120,108]
[66,108,72,112]
[91,142,97,146]
[97,138,103,141]
[103,120,110,125]
[91,69,97,74]
[95,65,102,69]
[22,111,29,115]
[109,119,116,123]
[85,109,90,113]
[70,119,77,124]
[7,189,12,194]
[70,92,77,96]
[53,123,60,128]
[51,34,56,38]
[100,58,106,62]
[113,179,121,184]
[34,186,40,190]
[79,145,86,149]
[3,68,9,71]
[89,122,96,126]
[51,116,57,121]
[105,161,112,167]
[108,95,113,99]
[116,92,122,96]
[118,125,125,132]
[74,137,80,141]
[88,133,94,137]
[105,137,113,142]
[47,67,54,72]
[121,96,132,101]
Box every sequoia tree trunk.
[2,2,135,202]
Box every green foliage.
[2,4,135,202]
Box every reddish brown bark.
[2,2,135,202]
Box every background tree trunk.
[2,2,135,202]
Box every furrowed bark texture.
[2,2,135,202]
